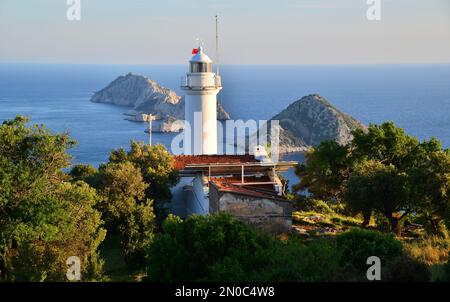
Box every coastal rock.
[91,73,230,130]
[269,94,366,153]
[91,73,181,118]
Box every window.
[190,62,211,73]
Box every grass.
[292,210,365,238]
[402,236,450,281]
[293,211,363,230]
[403,236,450,266]
[99,234,146,282]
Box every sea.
[1,63,450,187]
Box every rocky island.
[270,94,366,153]
[91,73,230,132]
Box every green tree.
[409,150,450,235]
[0,116,106,281]
[108,142,179,224]
[71,142,177,269]
[294,141,351,202]
[296,121,448,234]
[69,163,99,187]
[97,162,148,226]
[346,163,410,235]
[351,122,419,170]
[119,199,155,266]
[349,125,446,234]
[96,161,155,267]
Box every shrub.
[210,238,342,282]
[146,213,341,282]
[440,253,450,281]
[146,213,274,281]
[336,228,403,274]
[297,198,334,214]
[148,215,437,282]
[382,255,431,282]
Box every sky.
[0,0,449,64]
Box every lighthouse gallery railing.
[181,75,221,89]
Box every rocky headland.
[269,94,366,153]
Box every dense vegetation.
[1,116,449,282]
[70,142,178,269]
[0,116,177,280]
[147,213,431,282]
[0,116,105,281]
[293,121,450,281]
[296,122,450,236]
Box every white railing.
[181,75,221,89]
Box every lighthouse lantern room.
[181,46,222,155]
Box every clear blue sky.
[1,0,449,64]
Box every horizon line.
[2,61,450,67]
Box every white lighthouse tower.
[181,46,222,155]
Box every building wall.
[169,176,194,218]
[209,182,220,213]
[209,185,293,233]
[184,94,203,155]
[184,90,219,155]
[186,174,209,216]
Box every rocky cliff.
[91,73,230,127]
[270,94,366,153]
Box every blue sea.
[1,63,450,187]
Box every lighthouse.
[181,46,222,155]
[169,44,297,231]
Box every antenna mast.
[215,14,223,117]
[215,14,220,76]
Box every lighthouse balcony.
[181,74,222,90]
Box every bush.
[382,255,431,282]
[146,213,273,281]
[146,213,341,282]
[297,198,334,214]
[440,253,450,281]
[336,228,403,274]
[147,214,438,282]
[209,238,342,282]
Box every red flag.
[192,48,198,54]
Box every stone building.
[170,151,296,232]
